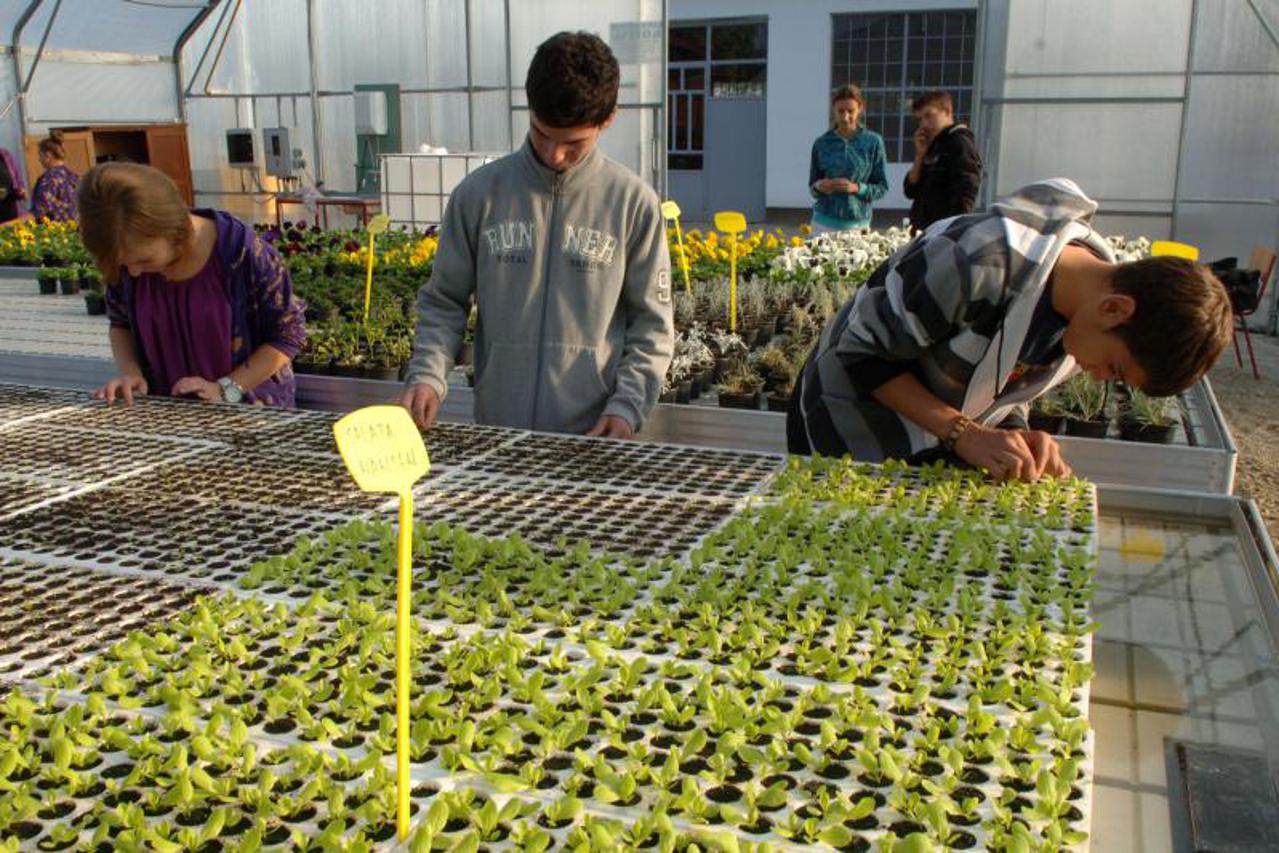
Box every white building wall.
[671,0,976,214]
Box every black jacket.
[903,124,982,231]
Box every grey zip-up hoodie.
[404,138,674,433]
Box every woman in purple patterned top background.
[77,163,306,408]
[30,132,78,222]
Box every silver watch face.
[220,378,242,402]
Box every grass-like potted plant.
[36,266,59,295]
[81,267,106,315]
[1028,393,1066,434]
[716,363,765,410]
[1119,389,1179,444]
[1058,374,1110,438]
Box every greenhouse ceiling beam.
[172,0,222,123]
[306,0,323,186]
[1171,0,1200,239]
[1247,0,1279,51]
[10,0,60,141]
[182,0,239,99]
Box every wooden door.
[145,125,194,206]
[23,130,93,186]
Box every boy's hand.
[1020,430,1072,480]
[585,415,634,440]
[399,383,441,430]
[954,424,1039,483]
[913,127,932,161]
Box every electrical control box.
[354,90,388,136]
[225,129,256,168]
[263,127,296,178]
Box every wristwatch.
[217,376,245,403]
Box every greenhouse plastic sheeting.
[181,0,665,222]
[982,0,1279,264]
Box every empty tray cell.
[122,450,398,512]
[39,394,305,443]
[0,558,205,680]
[470,432,783,497]
[418,472,737,559]
[0,424,199,485]
[0,383,88,426]
[0,486,349,584]
[0,475,76,516]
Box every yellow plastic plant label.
[661,200,693,295]
[362,215,392,324]
[1150,240,1198,261]
[333,404,428,841]
[333,405,430,494]
[714,210,747,331]
[713,211,746,234]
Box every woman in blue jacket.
[808,84,888,232]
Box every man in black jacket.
[903,91,982,231]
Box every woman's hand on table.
[93,373,148,405]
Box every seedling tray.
[0,383,1097,851]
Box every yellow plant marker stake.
[714,210,747,332]
[1150,240,1199,261]
[661,200,693,295]
[332,405,430,841]
[363,213,392,325]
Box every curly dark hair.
[525,31,620,128]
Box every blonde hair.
[76,163,193,283]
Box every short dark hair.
[911,91,954,114]
[525,31,619,128]
[1110,256,1233,396]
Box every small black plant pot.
[1119,419,1178,444]
[659,389,677,403]
[59,277,80,296]
[457,341,474,366]
[1028,412,1063,434]
[718,391,761,410]
[767,393,791,413]
[362,365,401,381]
[293,360,332,376]
[675,380,693,404]
[330,363,366,378]
[38,278,58,295]
[84,292,106,315]
[1063,416,1110,438]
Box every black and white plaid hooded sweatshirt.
[794,178,1115,462]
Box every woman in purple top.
[30,132,78,222]
[77,162,306,407]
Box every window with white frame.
[831,11,976,162]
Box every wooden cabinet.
[24,124,193,205]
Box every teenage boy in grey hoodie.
[399,31,674,439]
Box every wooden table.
[275,194,381,229]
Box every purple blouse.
[106,210,306,408]
[31,164,78,222]
[133,251,233,399]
